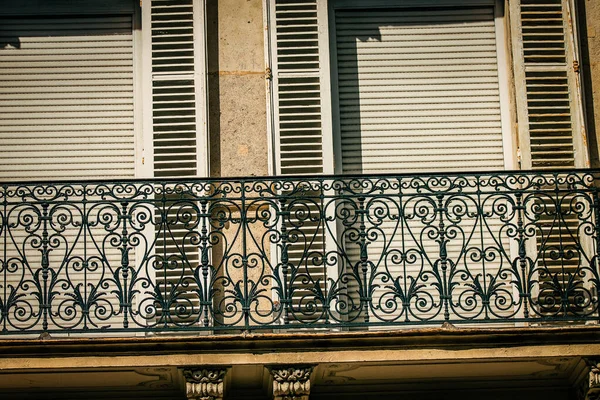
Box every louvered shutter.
[271,0,333,176]
[147,0,206,325]
[0,15,135,180]
[511,0,588,316]
[269,0,334,325]
[331,1,510,324]
[512,0,587,169]
[150,0,206,178]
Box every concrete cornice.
[0,326,599,358]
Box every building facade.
[1,0,600,398]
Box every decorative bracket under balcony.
[182,367,228,400]
[269,365,314,400]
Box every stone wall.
[207,0,269,177]
[579,0,600,167]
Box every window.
[267,0,590,324]
[268,0,589,176]
[0,0,208,332]
[0,0,208,181]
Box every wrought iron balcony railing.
[1,170,600,335]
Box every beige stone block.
[209,74,269,178]
[215,0,265,72]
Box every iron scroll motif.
[0,170,599,334]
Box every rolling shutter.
[335,5,505,174]
[332,2,509,324]
[0,15,135,180]
[0,6,136,333]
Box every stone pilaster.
[182,367,228,400]
[269,365,314,400]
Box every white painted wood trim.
[509,0,531,170]
[564,0,589,168]
[194,0,210,177]
[318,0,335,175]
[140,0,155,178]
[495,0,516,170]
[268,0,283,175]
[264,0,276,177]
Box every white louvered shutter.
[270,0,334,325]
[147,0,206,326]
[331,1,510,324]
[150,0,205,178]
[0,14,135,180]
[271,0,332,176]
[511,0,588,315]
[512,0,587,169]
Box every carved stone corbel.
[578,359,600,400]
[182,367,228,400]
[269,365,314,400]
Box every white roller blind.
[0,15,135,181]
[335,6,506,174]
[333,4,510,324]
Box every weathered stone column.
[182,367,228,400]
[269,365,314,400]
[579,359,600,400]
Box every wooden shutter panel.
[150,0,204,178]
[269,0,335,325]
[0,15,135,180]
[512,0,588,169]
[148,0,206,325]
[271,0,332,176]
[511,0,588,316]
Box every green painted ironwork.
[1,169,599,334]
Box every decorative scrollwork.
[0,170,599,335]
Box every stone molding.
[270,365,314,400]
[579,359,600,400]
[182,367,227,400]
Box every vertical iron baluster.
[119,201,131,329]
[241,181,249,329]
[320,180,329,324]
[1,185,6,332]
[594,189,600,321]
[357,196,369,323]
[436,194,450,321]
[82,185,89,329]
[40,202,50,331]
[515,192,530,319]
[199,199,211,327]
[278,198,290,325]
